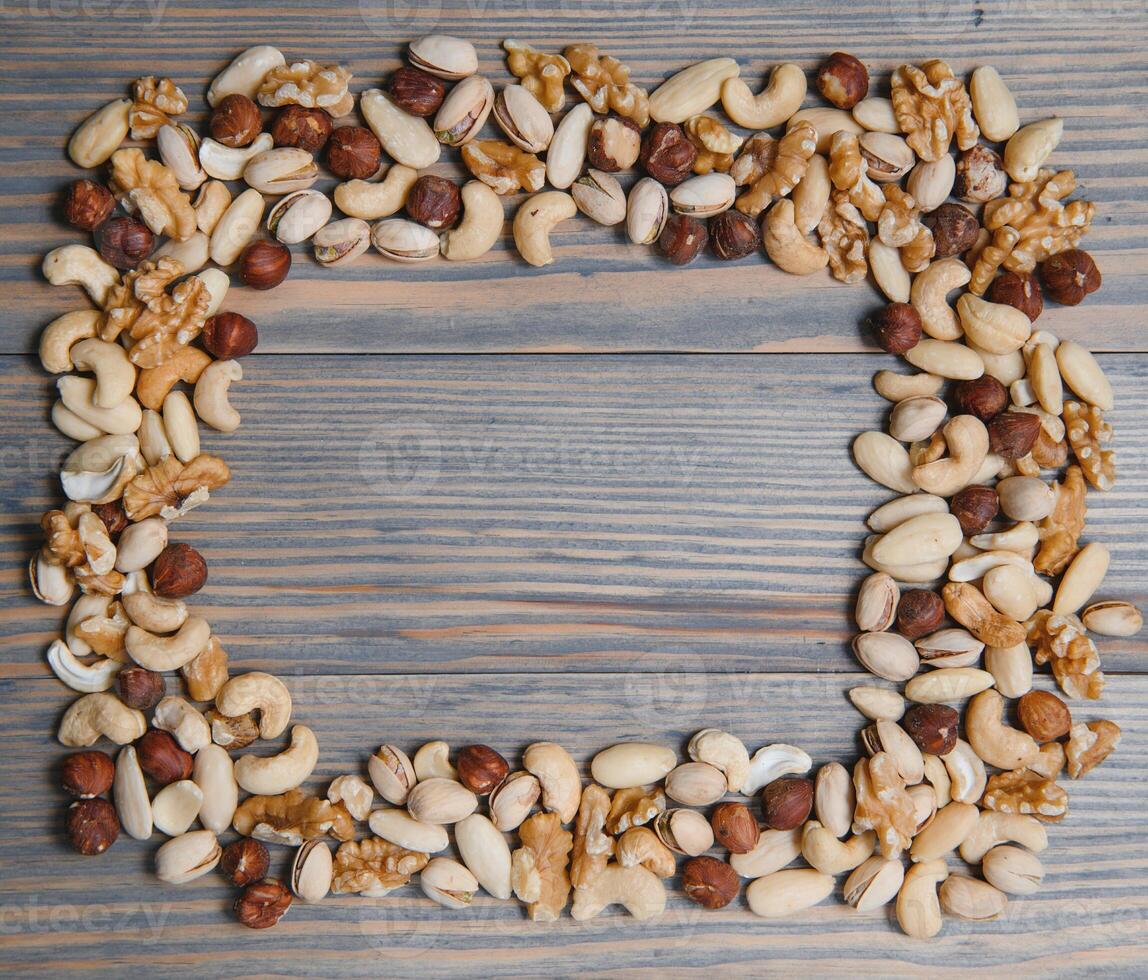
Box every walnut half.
[332,837,428,896]
[511,811,572,921]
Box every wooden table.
[2,1,1147,974]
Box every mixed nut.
[36,40,1139,936]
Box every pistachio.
[844,855,905,911]
[406,777,478,825]
[1081,600,1143,637]
[243,147,318,195]
[434,75,494,146]
[626,177,669,245]
[489,771,541,831]
[291,840,333,903]
[267,189,332,244]
[939,875,1008,920]
[409,34,478,80]
[859,132,915,183]
[655,808,714,857]
[852,631,920,682]
[493,84,554,153]
[157,124,206,191]
[669,173,736,218]
[982,844,1044,895]
[855,572,899,633]
[906,155,956,212]
[663,762,727,806]
[421,857,478,910]
[370,218,440,262]
[367,744,416,805]
[312,217,371,267]
[155,829,221,884]
[571,169,627,226]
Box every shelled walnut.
[511,811,572,921]
[852,753,916,858]
[1064,401,1115,491]
[685,115,742,174]
[123,454,230,522]
[331,837,428,896]
[257,60,353,117]
[233,788,355,845]
[1035,465,1086,575]
[891,59,979,161]
[108,149,197,242]
[734,122,816,218]
[981,770,1068,822]
[1029,610,1105,700]
[1065,720,1121,778]
[504,40,570,113]
[819,189,869,284]
[605,785,665,834]
[129,76,188,140]
[461,140,545,195]
[570,784,614,889]
[828,131,884,222]
[564,43,647,124]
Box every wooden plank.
[3,353,1146,677]
[2,1,1147,354]
[0,673,1145,976]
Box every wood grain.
[2,1,1147,354]
[0,673,1145,977]
[3,354,1146,676]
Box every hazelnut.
[954,375,1009,421]
[95,216,154,270]
[896,589,945,640]
[817,52,869,109]
[710,801,760,853]
[91,499,128,535]
[950,485,999,535]
[988,270,1043,322]
[136,729,194,785]
[456,744,510,794]
[326,126,382,181]
[954,145,1007,204]
[151,542,207,598]
[202,312,259,359]
[115,666,166,711]
[404,174,462,230]
[210,93,262,148]
[657,213,707,265]
[923,203,980,258]
[588,116,641,173]
[1040,249,1101,306]
[1017,690,1072,742]
[62,179,115,231]
[709,209,761,261]
[221,838,271,887]
[60,750,115,799]
[760,776,813,831]
[234,878,293,929]
[988,411,1042,459]
[65,798,119,855]
[682,856,740,909]
[869,302,922,354]
[388,66,446,117]
[639,123,697,186]
[239,240,292,290]
[270,105,333,153]
[903,703,960,755]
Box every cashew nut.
[136,347,212,412]
[687,729,750,793]
[522,741,582,823]
[235,724,319,795]
[125,616,211,672]
[112,517,169,575]
[763,199,829,276]
[942,738,987,805]
[35,558,76,607]
[154,695,212,753]
[909,801,979,863]
[441,180,504,261]
[193,359,243,433]
[194,180,232,235]
[721,63,807,130]
[46,638,121,693]
[68,339,137,409]
[570,864,667,921]
[39,310,102,373]
[196,268,231,317]
[333,165,419,220]
[215,671,292,738]
[743,743,812,794]
[801,822,876,875]
[199,132,274,181]
[616,827,676,878]
[43,245,120,306]
[53,401,103,442]
[959,810,1048,863]
[162,390,200,463]
[412,741,457,781]
[65,593,117,658]
[155,231,210,274]
[57,375,142,436]
[60,434,141,505]
[912,415,989,496]
[910,258,972,341]
[966,689,1040,771]
[58,691,146,746]
[512,191,576,268]
[122,589,188,633]
[896,858,948,938]
[68,97,131,168]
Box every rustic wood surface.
[1,0,1147,975]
